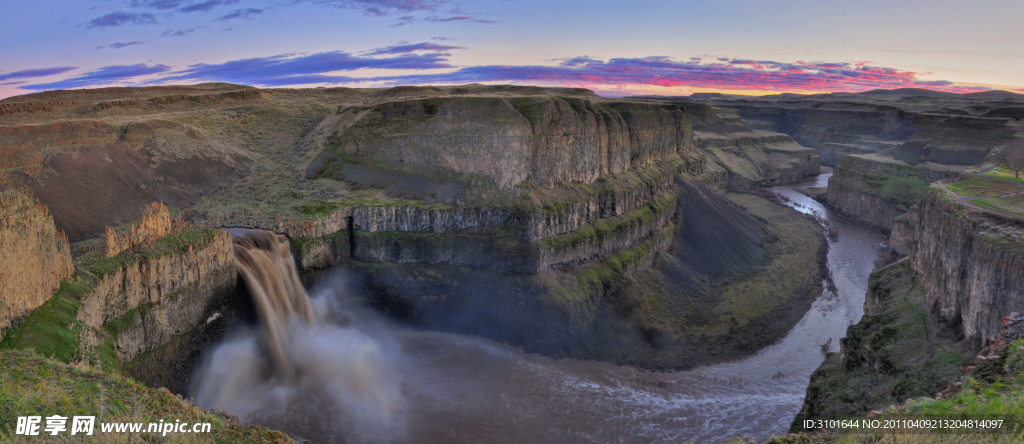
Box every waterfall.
[232,230,314,381]
[191,229,406,443]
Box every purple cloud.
[130,0,184,9]
[20,64,171,91]
[558,56,601,67]
[0,67,77,82]
[350,57,993,94]
[0,81,27,86]
[217,8,263,21]
[391,15,416,26]
[87,11,158,28]
[310,0,445,16]
[150,50,453,86]
[18,53,999,96]
[364,42,465,55]
[108,41,147,49]
[426,15,495,23]
[180,0,240,13]
[162,27,197,37]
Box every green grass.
[984,167,1024,185]
[296,200,342,218]
[972,195,1024,220]
[0,277,123,372]
[76,228,219,278]
[946,176,1020,197]
[0,278,92,364]
[802,341,1024,443]
[0,349,295,443]
[102,303,153,338]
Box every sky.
[2,0,1023,100]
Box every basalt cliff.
[0,174,73,338]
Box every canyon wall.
[695,130,819,189]
[0,174,74,338]
[797,188,1024,424]
[793,260,971,425]
[311,96,693,189]
[77,227,236,361]
[894,189,1024,343]
[0,85,828,376]
[675,92,1018,167]
[104,202,178,257]
[826,155,960,231]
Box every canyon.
[1,84,1022,442]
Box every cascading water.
[231,231,315,381]
[191,230,407,443]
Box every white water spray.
[191,230,406,443]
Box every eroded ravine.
[192,172,886,443]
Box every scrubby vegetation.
[0,349,295,443]
[793,261,972,427]
[0,278,94,365]
[946,176,1018,197]
[74,228,219,278]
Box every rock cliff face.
[891,114,1016,165]
[680,103,821,190]
[796,188,1024,423]
[104,202,179,257]
[826,155,960,231]
[0,174,74,338]
[671,90,1020,167]
[312,96,692,189]
[77,228,235,361]
[695,130,819,189]
[895,190,1024,343]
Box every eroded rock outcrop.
[696,130,820,189]
[895,190,1024,343]
[0,174,74,338]
[105,202,180,257]
[826,155,961,231]
[311,96,692,189]
[78,227,235,361]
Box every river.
[193,171,887,443]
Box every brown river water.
[192,172,887,443]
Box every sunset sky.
[2,0,1023,100]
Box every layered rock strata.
[78,228,235,361]
[311,96,692,190]
[105,202,179,257]
[0,175,74,338]
[892,189,1024,343]
[695,130,820,189]
[826,155,961,231]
